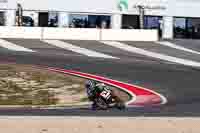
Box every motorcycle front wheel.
[94,97,109,110]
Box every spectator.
[15,3,23,26]
[101,21,107,29]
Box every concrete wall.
[0,27,159,41]
[4,0,198,17]
[2,0,200,18]
[9,0,117,13]
[166,1,200,17]
[43,28,100,40]
[101,29,158,41]
[162,16,173,39]
[0,27,42,39]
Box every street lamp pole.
[137,5,145,29]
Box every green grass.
[80,97,89,102]
[0,64,126,106]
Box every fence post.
[41,27,44,40]
[99,28,102,41]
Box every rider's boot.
[91,102,98,110]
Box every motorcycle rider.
[85,80,109,109]
[85,80,125,110]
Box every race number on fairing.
[100,90,111,100]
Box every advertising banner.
[118,0,167,12]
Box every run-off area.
[0,63,129,107]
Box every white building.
[1,0,200,39]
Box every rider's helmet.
[85,80,110,95]
[85,80,97,91]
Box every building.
[1,0,200,39]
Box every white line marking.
[156,41,200,55]
[43,40,119,59]
[0,39,35,52]
[101,41,200,68]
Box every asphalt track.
[0,39,200,116]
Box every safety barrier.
[42,28,100,40]
[0,27,42,39]
[0,27,159,41]
[101,29,158,41]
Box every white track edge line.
[0,39,35,52]
[156,41,200,55]
[101,41,200,68]
[43,40,119,59]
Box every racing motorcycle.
[93,86,125,110]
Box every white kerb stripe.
[101,41,200,68]
[0,39,35,52]
[156,41,200,55]
[43,40,118,59]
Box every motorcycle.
[93,87,125,110]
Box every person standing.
[15,3,23,26]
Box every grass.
[0,64,88,106]
[80,97,89,102]
[0,80,59,105]
[0,63,130,106]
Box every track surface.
[0,39,200,116]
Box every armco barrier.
[43,28,100,40]
[0,27,158,41]
[101,29,159,41]
[0,27,42,39]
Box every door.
[122,15,140,29]
[0,12,5,26]
[39,12,49,27]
